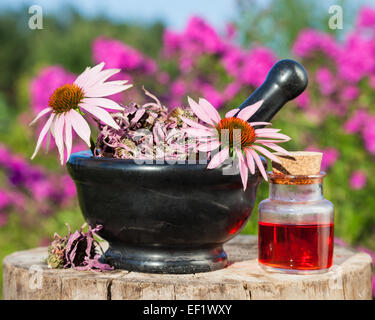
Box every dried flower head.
[47,223,113,272]
[94,88,196,160]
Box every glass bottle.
[258,172,334,274]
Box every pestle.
[236,59,308,125]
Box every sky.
[0,0,238,31]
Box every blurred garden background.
[1,0,375,297]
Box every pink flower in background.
[357,6,375,29]
[93,37,142,70]
[93,37,157,75]
[184,16,225,55]
[292,28,341,60]
[221,46,244,77]
[240,47,277,87]
[340,86,359,101]
[199,83,224,109]
[316,68,335,95]
[321,148,340,171]
[30,66,76,114]
[163,29,182,56]
[61,175,76,199]
[295,91,310,110]
[29,62,132,164]
[362,117,375,154]
[350,171,367,190]
[307,146,339,171]
[181,98,291,190]
[344,110,369,133]
[171,79,188,97]
[0,190,10,210]
[223,81,242,100]
[338,33,375,83]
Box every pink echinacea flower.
[181,98,291,190]
[29,62,132,164]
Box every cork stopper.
[272,151,322,176]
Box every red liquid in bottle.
[258,222,334,270]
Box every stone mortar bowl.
[67,151,266,274]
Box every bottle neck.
[269,182,323,202]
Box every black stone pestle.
[236,59,308,125]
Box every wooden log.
[2,235,373,300]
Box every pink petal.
[198,98,221,124]
[225,108,239,118]
[81,97,124,111]
[236,100,263,121]
[207,146,229,169]
[236,148,248,190]
[70,110,91,147]
[255,132,291,141]
[249,122,271,126]
[75,62,105,87]
[197,140,221,152]
[131,108,146,124]
[184,128,216,137]
[31,113,55,160]
[180,115,211,131]
[84,83,132,97]
[187,97,214,125]
[249,149,268,181]
[80,103,120,130]
[53,115,65,165]
[252,145,281,163]
[255,139,290,143]
[64,114,73,162]
[260,142,291,156]
[29,107,52,126]
[244,149,255,174]
[82,68,121,89]
[255,128,281,134]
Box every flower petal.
[252,145,281,164]
[64,113,73,162]
[199,98,221,124]
[236,148,248,190]
[53,114,65,165]
[225,108,239,118]
[255,132,291,141]
[244,148,255,174]
[255,128,281,134]
[236,100,263,121]
[74,62,105,87]
[84,83,133,97]
[81,97,124,111]
[82,68,121,89]
[187,96,214,125]
[184,128,216,137]
[249,149,268,181]
[70,110,91,147]
[197,140,221,152]
[80,103,120,130]
[31,113,55,160]
[29,107,53,126]
[180,115,211,131]
[207,146,229,169]
[259,142,291,156]
[249,122,271,126]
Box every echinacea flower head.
[181,97,291,190]
[29,62,132,164]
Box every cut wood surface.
[2,235,373,300]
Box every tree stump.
[2,235,373,300]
